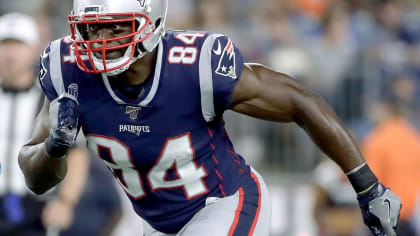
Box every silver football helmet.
[68,0,167,76]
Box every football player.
[18,0,402,235]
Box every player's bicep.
[24,97,51,146]
[230,63,310,122]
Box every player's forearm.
[291,90,382,196]
[18,142,67,195]
[57,148,89,206]
[294,93,365,172]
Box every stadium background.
[1,0,420,235]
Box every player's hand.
[357,183,401,236]
[45,94,79,158]
[42,198,74,230]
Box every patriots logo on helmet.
[215,39,237,79]
[137,0,146,7]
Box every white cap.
[0,13,39,45]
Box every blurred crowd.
[1,0,420,235]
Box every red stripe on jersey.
[208,128,214,138]
[219,184,226,197]
[215,169,223,181]
[227,149,236,156]
[209,142,216,150]
[211,154,218,164]
[248,173,262,236]
[228,188,244,236]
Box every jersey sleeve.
[198,34,244,122]
[38,39,66,102]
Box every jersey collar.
[101,40,163,106]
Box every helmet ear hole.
[155,18,162,29]
[136,42,146,55]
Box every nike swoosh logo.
[213,40,222,55]
[384,198,391,222]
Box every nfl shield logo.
[126,106,141,121]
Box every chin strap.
[102,46,147,77]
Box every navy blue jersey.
[39,30,257,234]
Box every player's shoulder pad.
[163,29,209,47]
[201,33,244,80]
[163,30,243,76]
[38,35,84,102]
[195,32,244,122]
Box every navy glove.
[357,183,402,236]
[45,93,79,158]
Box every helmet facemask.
[68,12,154,76]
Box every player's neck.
[110,48,158,86]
